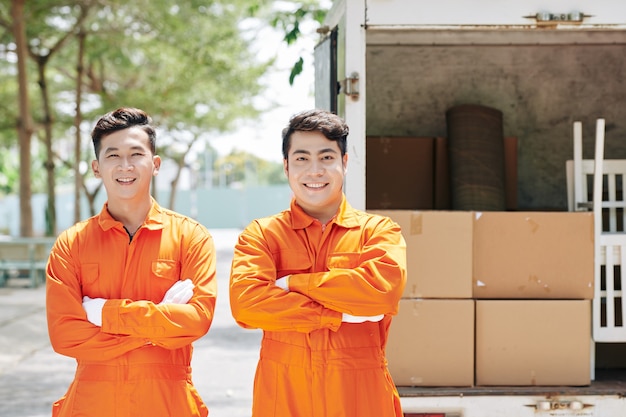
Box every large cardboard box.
[387,299,474,386]
[370,210,473,298]
[476,300,591,386]
[473,211,594,299]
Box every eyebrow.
[103,145,146,154]
[291,147,339,156]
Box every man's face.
[91,127,160,204]
[283,130,347,222]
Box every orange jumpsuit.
[230,196,407,417]
[46,200,217,417]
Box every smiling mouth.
[305,183,327,189]
[117,178,136,184]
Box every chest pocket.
[152,259,180,279]
[151,259,181,296]
[275,249,312,276]
[327,252,360,270]
[80,263,100,294]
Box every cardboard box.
[366,137,435,209]
[387,299,474,386]
[476,300,591,386]
[473,211,594,299]
[370,210,473,298]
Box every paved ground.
[0,229,261,417]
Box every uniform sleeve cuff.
[287,273,309,296]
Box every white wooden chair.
[567,121,589,212]
[591,119,626,343]
[566,119,626,380]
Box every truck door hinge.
[339,72,360,100]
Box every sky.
[209,24,319,163]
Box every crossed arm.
[229,218,406,333]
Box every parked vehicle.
[314,1,626,415]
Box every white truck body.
[314,1,626,415]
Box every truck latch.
[339,72,359,100]
[532,400,590,411]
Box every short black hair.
[91,107,156,158]
[281,109,349,160]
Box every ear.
[91,160,101,178]
[342,153,348,174]
[283,159,289,177]
[152,155,161,176]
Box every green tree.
[7,0,35,236]
[253,0,328,84]
[74,0,271,212]
[0,147,19,194]
[27,1,93,234]
[0,0,330,234]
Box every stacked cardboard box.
[371,210,593,387]
[372,210,475,387]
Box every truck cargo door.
[314,27,338,113]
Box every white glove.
[160,279,195,304]
[275,276,290,291]
[341,313,384,323]
[82,296,106,327]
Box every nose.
[309,160,325,176]
[119,157,134,170]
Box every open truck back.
[313,1,626,415]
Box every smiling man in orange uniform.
[230,109,407,417]
[46,107,217,417]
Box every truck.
[313,1,626,416]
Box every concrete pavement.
[0,229,261,417]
